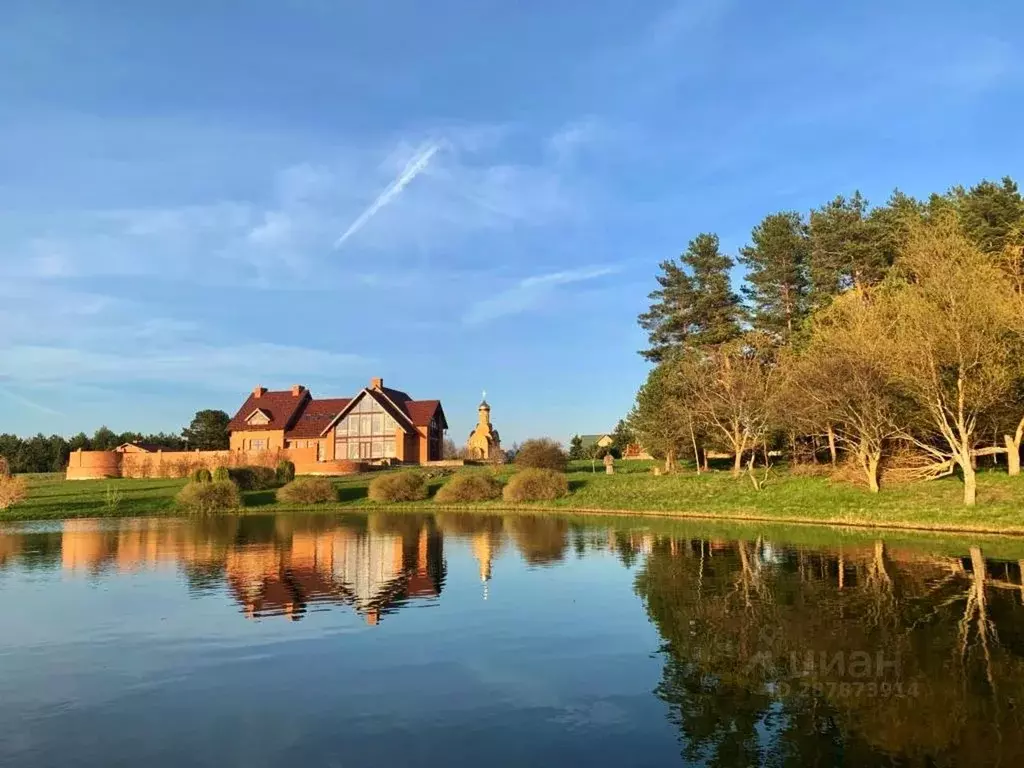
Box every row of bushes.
[175,456,573,514]
[188,460,295,489]
[368,468,569,504]
[177,460,305,513]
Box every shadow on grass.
[337,484,369,503]
[568,479,588,492]
[243,490,278,508]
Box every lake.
[1,511,1023,767]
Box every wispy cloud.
[463,265,618,325]
[0,384,64,416]
[333,141,442,249]
[0,342,370,391]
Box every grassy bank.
[4,461,1024,536]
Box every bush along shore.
[6,455,1024,536]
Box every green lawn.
[4,460,1024,536]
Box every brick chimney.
[253,386,266,399]
[291,384,304,397]
[370,377,383,389]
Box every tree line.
[0,409,231,474]
[628,177,1024,505]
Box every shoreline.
[7,468,1024,541]
[6,498,1024,540]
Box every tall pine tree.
[808,191,888,308]
[739,212,810,343]
[953,177,1024,254]
[639,233,742,360]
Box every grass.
[4,461,1024,539]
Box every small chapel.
[466,395,502,461]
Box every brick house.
[228,377,447,464]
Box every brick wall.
[66,447,363,480]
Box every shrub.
[368,471,429,502]
[502,468,569,503]
[176,479,242,514]
[103,483,123,514]
[190,467,213,483]
[435,471,503,504]
[514,438,568,472]
[276,459,296,484]
[172,458,196,478]
[228,465,278,491]
[212,466,230,482]
[0,475,28,510]
[276,476,337,504]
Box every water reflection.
[636,537,1024,765]
[2,514,1024,765]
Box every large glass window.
[334,394,400,460]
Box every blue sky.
[1,0,1022,443]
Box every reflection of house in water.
[59,519,229,576]
[48,517,443,625]
[434,513,505,600]
[472,530,502,600]
[62,520,115,573]
[225,522,444,623]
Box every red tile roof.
[228,383,446,437]
[377,387,446,429]
[227,389,310,432]
[285,398,351,439]
[405,399,445,428]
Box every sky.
[1,0,1023,444]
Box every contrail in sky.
[0,385,64,416]
[334,142,441,249]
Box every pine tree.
[610,419,635,455]
[739,212,810,343]
[638,259,695,361]
[808,192,888,307]
[954,177,1024,254]
[639,233,742,360]
[568,434,584,461]
[685,233,744,346]
[867,189,923,272]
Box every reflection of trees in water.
[635,537,1024,765]
[503,515,569,566]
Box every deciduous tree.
[689,333,780,476]
[887,213,1020,505]
[787,290,908,491]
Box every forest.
[629,177,1024,506]
[0,409,231,474]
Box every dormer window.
[246,409,271,426]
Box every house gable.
[320,388,416,437]
[227,386,310,434]
[245,408,271,426]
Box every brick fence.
[66,448,366,480]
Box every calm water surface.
[1,511,1023,767]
